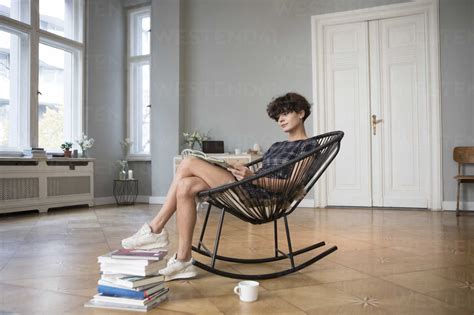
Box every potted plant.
[183,131,208,150]
[116,159,128,180]
[60,141,73,158]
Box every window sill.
[127,155,151,162]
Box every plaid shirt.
[259,138,319,179]
[239,137,319,200]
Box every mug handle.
[234,286,240,296]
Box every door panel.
[324,15,429,208]
[324,22,372,207]
[374,14,428,208]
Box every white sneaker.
[121,223,169,250]
[159,253,197,281]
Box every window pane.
[38,43,73,151]
[130,8,150,56]
[140,16,150,55]
[0,29,29,150]
[140,64,150,153]
[131,62,150,154]
[39,0,83,42]
[0,0,30,24]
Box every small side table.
[113,179,138,205]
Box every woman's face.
[278,110,304,133]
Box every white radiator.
[0,158,94,214]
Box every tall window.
[0,0,84,152]
[0,27,29,149]
[127,6,150,157]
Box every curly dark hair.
[266,92,312,122]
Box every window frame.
[0,0,31,25]
[37,38,83,151]
[126,5,151,160]
[0,0,85,152]
[0,23,30,150]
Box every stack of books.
[84,249,169,312]
[23,147,47,159]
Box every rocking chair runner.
[192,131,344,280]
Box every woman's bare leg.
[149,157,234,234]
[148,176,180,233]
[175,176,210,261]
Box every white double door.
[324,14,429,208]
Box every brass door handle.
[371,114,383,135]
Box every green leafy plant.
[60,141,73,151]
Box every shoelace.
[135,226,149,236]
[168,257,178,266]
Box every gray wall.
[440,0,474,203]
[150,0,182,196]
[87,0,152,198]
[88,0,409,199]
[86,0,125,198]
[128,161,152,195]
[181,0,409,154]
[88,0,474,207]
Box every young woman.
[122,92,318,280]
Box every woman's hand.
[227,164,254,181]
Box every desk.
[113,179,138,205]
[173,153,261,175]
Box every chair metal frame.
[191,131,344,279]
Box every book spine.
[115,276,164,288]
[100,264,161,276]
[145,293,168,309]
[98,257,151,265]
[98,279,142,290]
[110,255,164,261]
[97,285,144,299]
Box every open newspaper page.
[181,149,233,169]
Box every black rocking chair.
[192,131,344,280]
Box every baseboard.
[94,196,116,206]
[95,197,461,211]
[149,197,315,207]
[94,195,150,206]
[442,201,474,211]
[298,199,315,208]
[149,196,167,204]
[136,195,150,203]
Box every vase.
[64,150,72,158]
[81,149,88,158]
[188,141,200,150]
[119,170,127,180]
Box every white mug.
[234,148,242,155]
[234,281,259,302]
